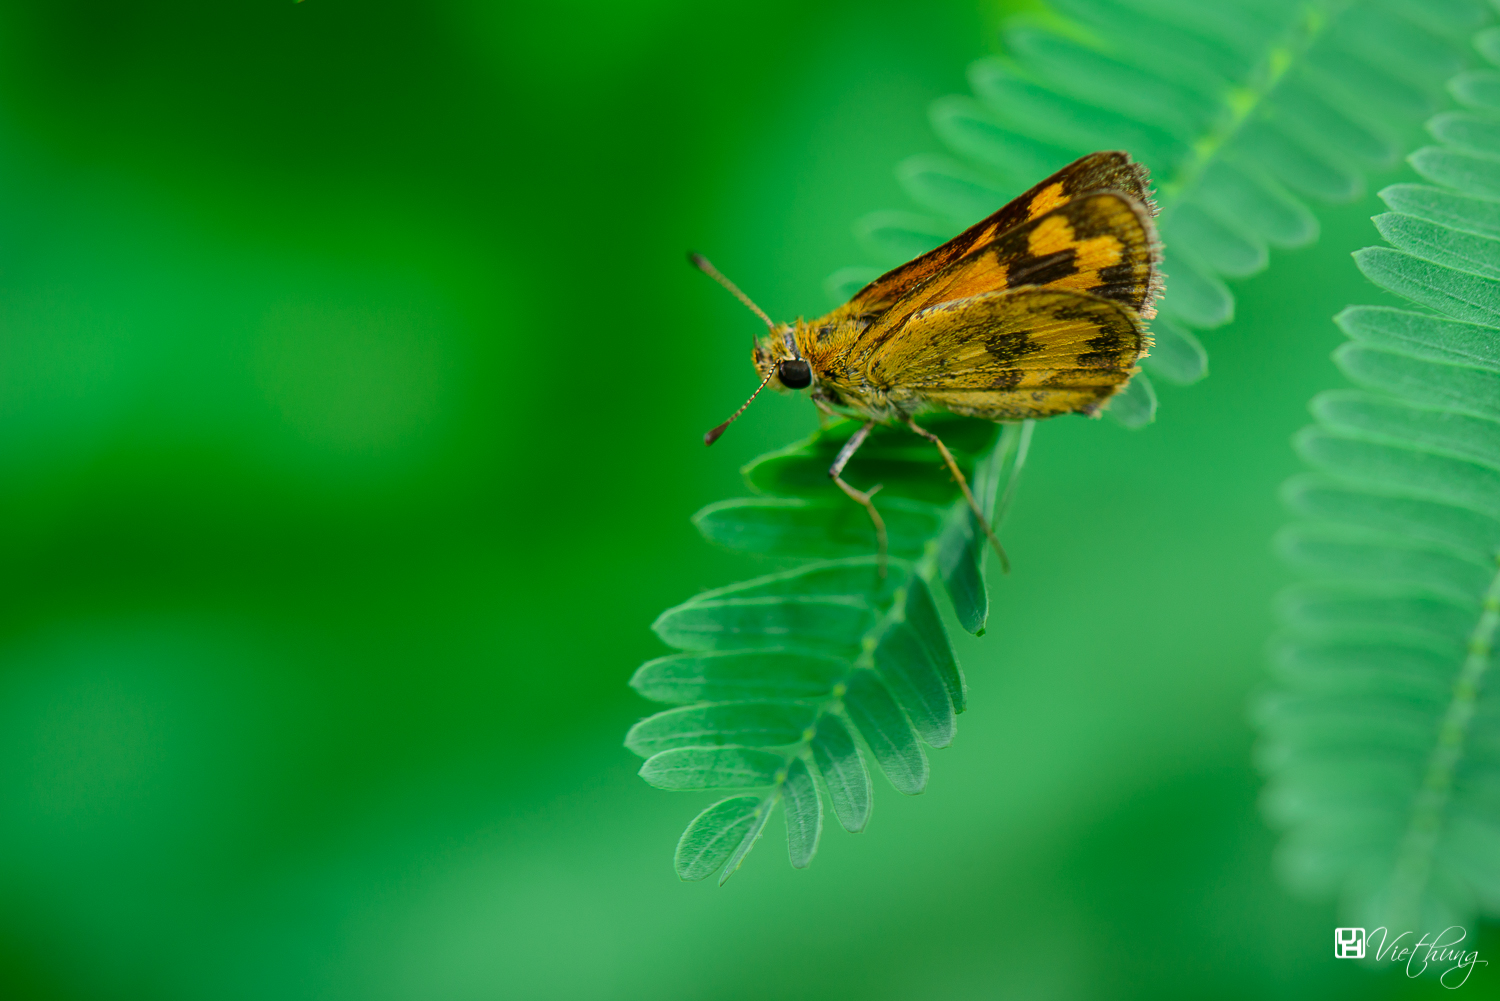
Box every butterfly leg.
[906,418,1011,574]
[828,420,887,574]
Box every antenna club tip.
[687,251,708,268]
[704,422,729,446]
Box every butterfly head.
[752,324,814,392]
[689,251,816,445]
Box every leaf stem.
[1387,553,1500,926]
[1158,1,1334,205]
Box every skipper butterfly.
[694,151,1163,570]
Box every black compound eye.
[778,359,812,389]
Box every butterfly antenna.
[704,367,776,446]
[688,252,777,333]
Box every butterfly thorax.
[793,305,912,422]
[748,311,913,422]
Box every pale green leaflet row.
[1263,22,1500,930]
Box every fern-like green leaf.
[629,416,1029,881]
[1263,29,1500,930]
[632,0,1490,886]
[839,0,1491,420]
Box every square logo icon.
[1335,927,1366,959]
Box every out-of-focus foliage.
[2,0,1494,998]
[835,0,1493,422]
[1264,25,1500,933]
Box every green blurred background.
[0,1,1487,998]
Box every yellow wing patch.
[1026,213,1121,266]
[1025,181,1069,220]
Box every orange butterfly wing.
[802,151,1161,422]
[842,150,1156,317]
[848,188,1159,364]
